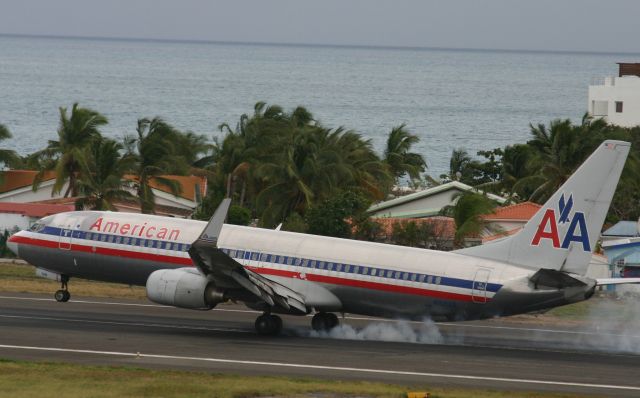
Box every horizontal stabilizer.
[596,278,640,286]
[530,268,587,289]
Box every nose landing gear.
[54,276,70,302]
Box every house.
[368,181,507,219]
[0,170,207,218]
[480,201,541,243]
[0,202,74,232]
[371,216,456,250]
[601,220,640,243]
[588,63,640,127]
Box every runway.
[1,293,639,397]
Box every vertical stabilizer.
[455,140,630,275]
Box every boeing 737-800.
[7,140,640,335]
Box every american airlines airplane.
[7,140,640,335]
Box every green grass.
[0,261,147,300]
[0,359,584,398]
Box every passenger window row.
[82,232,190,252]
[220,248,443,285]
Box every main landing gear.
[311,312,339,332]
[54,275,71,303]
[255,313,283,336]
[253,311,340,336]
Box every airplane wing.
[188,199,307,314]
[596,278,640,286]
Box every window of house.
[616,101,623,113]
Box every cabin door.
[471,268,491,303]
[58,217,80,250]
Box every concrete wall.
[370,189,462,217]
[0,213,33,233]
[589,76,640,127]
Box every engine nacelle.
[146,268,226,309]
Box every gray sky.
[2,0,639,53]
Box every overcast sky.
[2,0,639,53]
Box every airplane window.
[412,273,419,281]
[252,252,259,261]
[337,264,343,272]
[353,266,360,274]
[301,259,308,267]
[371,268,377,276]
[393,271,399,279]
[125,237,131,245]
[109,235,115,243]
[289,257,296,265]
[175,244,182,251]
[402,272,408,280]
[167,243,174,251]
[435,276,441,285]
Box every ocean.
[0,34,637,177]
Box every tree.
[305,190,371,238]
[34,103,108,197]
[0,124,19,168]
[383,124,426,184]
[446,192,498,247]
[75,138,135,210]
[124,118,189,214]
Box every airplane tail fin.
[455,140,630,275]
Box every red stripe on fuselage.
[246,266,485,303]
[13,235,490,303]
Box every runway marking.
[2,295,639,340]
[0,344,639,392]
[0,314,250,334]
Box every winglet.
[196,198,231,246]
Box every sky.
[1,0,640,53]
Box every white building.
[588,63,640,127]
[368,181,507,219]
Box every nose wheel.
[255,313,283,336]
[54,276,71,302]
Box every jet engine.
[146,268,226,309]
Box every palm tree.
[0,124,19,186]
[513,118,602,203]
[0,124,19,168]
[383,124,426,183]
[34,103,108,197]
[124,118,188,214]
[448,192,499,247]
[75,138,135,210]
[444,148,473,183]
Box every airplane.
[7,139,640,336]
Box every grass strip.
[0,261,146,300]
[0,359,583,398]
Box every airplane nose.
[6,234,19,257]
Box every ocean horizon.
[1,33,636,177]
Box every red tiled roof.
[374,216,456,239]
[0,202,74,218]
[481,227,522,243]
[482,201,541,221]
[0,170,56,193]
[123,174,207,202]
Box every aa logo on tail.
[531,194,591,252]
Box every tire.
[62,291,71,302]
[54,290,66,302]
[312,313,339,331]
[255,314,282,336]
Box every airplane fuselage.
[9,210,593,321]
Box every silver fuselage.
[8,210,594,321]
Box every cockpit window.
[29,223,45,232]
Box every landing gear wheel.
[54,290,70,302]
[255,314,283,336]
[311,312,339,331]
[54,276,70,302]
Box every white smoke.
[306,318,444,344]
[576,292,640,354]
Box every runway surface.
[1,293,639,397]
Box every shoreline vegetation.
[1,102,640,250]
